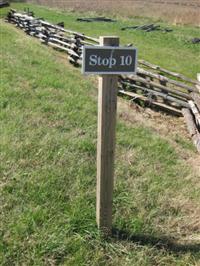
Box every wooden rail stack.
[0,1,9,8]
[182,78,200,152]
[6,9,98,66]
[5,9,200,153]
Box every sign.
[82,46,137,75]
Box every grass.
[0,3,200,79]
[0,4,200,266]
[13,0,200,26]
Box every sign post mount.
[82,36,137,235]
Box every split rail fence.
[5,9,200,152]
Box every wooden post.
[96,36,119,234]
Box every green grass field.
[0,2,200,78]
[0,3,200,266]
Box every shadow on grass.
[112,228,200,253]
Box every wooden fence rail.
[5,9,200,152]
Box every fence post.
[96,36,119,235]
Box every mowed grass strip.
[0,2,200,79]
[0,21,200,265]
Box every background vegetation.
[0,3,200,265]
[26,0,200,26]
[1,2,200,79]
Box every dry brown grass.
[27,0,200,26]
[117,98,200,241]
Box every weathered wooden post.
[96,36,119,234]
[82,37,137,235]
